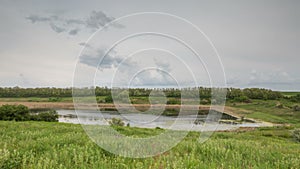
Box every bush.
[0,105,58,122]
[293,105,300,111]
[0,104,29,121]
[293,129,300,142]
[200,99,211,105]
[48,97,62,102]
[104,95,113,103]
[109,118,125,126]
[290,94,300,102]
[276,103,284,109]
[233,96,251,103]
[167,98,180,104]
[35,110,59,122]
[96,97,105,103]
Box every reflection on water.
[57,109,260,131]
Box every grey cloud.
[49,15,59,20]
[154,58,171,72]
[86,11,114,29]
[69,29,79,35]
[49,23,66,33]
[26,15,51,23]
[66,19,85,25]
[79,49,124,69]
[79,54,99,67]
[78,42,91,48]
[26,10,123,36]
[247,70,296,86]
[131,70,176,87]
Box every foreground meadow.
[0,121,299,169]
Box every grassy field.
[226,99,300,127]
[0,121,299,169]
[0,96,167,104]
[280,91,300,97]
[0,97,74,102]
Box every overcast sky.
[0,0,299,91]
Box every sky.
[0,0,299,91]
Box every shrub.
[290,94,300,102]
[34,110,59,122]
[293,105,300,111]
[200,99,211,105]
[167,98,180,104]
[48,97,62,102]
[96,97,105,103]
[0,104,29,121]
[233,96,251,103]
[293,129,300,142]
[0,105,58,122]
[109,118,125,126]
[276,103,284,109]
[104,95,113,103]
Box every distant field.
[280,91,300,97]
[227,99,300,127]
[0,96,108,103]
[0,97,73,102]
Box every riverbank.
[0,101,257,122]
[1,99,298,128]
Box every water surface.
[57,109,260,131]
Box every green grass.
[280,91,300,97]
[0,96,110,103]
[229,99,300,127]
[0,97,73,102]
[246,112,289,123]
[0,121,299,169]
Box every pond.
[57,109,261,131]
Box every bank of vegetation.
[0,104,58,122]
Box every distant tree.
[104,95,113,103]
[234,96,251,103]
[0,86,284,101]
[290,94,300,103]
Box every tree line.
[0,86,286,101]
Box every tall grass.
[0,121,299,168]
